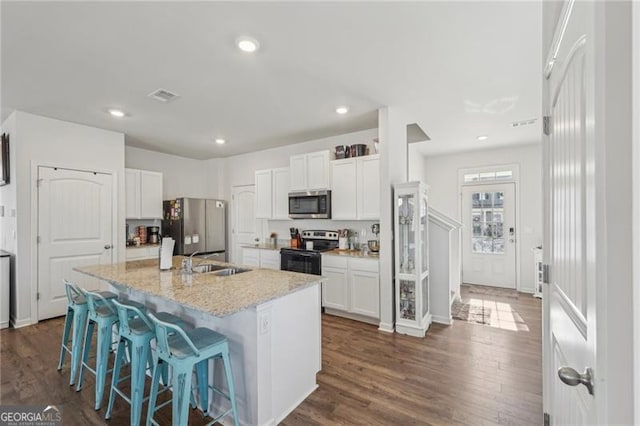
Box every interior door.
[545,0,597,423]
[231,185,258,264]
[461,183,516,288]
[38,167,113,320]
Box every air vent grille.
[510,118,537,128]
[148,88,180,103]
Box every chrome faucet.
[182,251,222,273]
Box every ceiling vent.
[148,88,180,103]
[510,118,537,128]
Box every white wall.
[408,142,427,183]
[125,146,223,200]
[0,113,17,254]
[424,143,542,292]
[6,112,125,326]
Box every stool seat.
[72,290,117,305]
[168,328,227,359]
[128,311,186,335]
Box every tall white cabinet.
[125,168,163,219]
[289,150,330,191]
[255,168,290,220]
[330,154,380,220]
[394,181,431,337]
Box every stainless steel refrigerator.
[162,198,227,259]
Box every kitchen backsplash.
[260,219,379,244]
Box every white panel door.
[461,183,516,288]
[254,169,273,219]
[545,1,597,423]
[330,159,357,219]
[38,167,114,320]
[322,266,349,310]
[306,151,330,190]
[289,155,307,191]
[125,168,140,219]
[139,170,163,219]
[357,155,380,220]
[272,168,290,220]
[231,185,258,264]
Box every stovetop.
[282,229,339,254]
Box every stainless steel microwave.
[289,190,331,219]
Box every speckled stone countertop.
[75,257,322,317]
[323,249,380,260]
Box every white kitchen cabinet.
[330,159,357,219]
[254,168,290,220]
[125,168,163,219]
[272,168,290,220]
[330,155,380,220]
[255,170,273,219]
[349,266,380,318]
[242,247,280,270]
[357,155,380,220]
[321,255,379,322]
[126,245,160,261]
[289,150,330,191]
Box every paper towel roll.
[160,237,175,270]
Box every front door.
[38,167,114,320]
[461,183,516,288]
[544,0,597,423]
[231,185,258,264]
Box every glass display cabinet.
[394,181,431,337]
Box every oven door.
[280,249,321,275]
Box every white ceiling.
[1,1,542,159]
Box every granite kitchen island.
[76,257,323,426]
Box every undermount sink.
[213,267,250,276]
[190,263,251,276]
[191,263,227,274]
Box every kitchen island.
[76,257,323,426]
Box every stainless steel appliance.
[280,230,339,275]
[147,226,160,244]
[162,198,227,259]
[288,190,331,219]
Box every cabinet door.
[322,266,349,310]
[255,169,273,219]
[289,155,307,191]
[125,169,141,219]
[272,168,290,220]
[242,248,260,267]
[140,171,163,219]
[260,250,280,270]
[307,150,330,190]
[357,155,380,219]
[349,269,380,318]
[330,159,357,219]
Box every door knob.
[104,244,112,250]
[558,367,594,395]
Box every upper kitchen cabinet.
[330,154,380,220]
[125,168,163,219]
[255,167,290,220]
[289,150,330,191]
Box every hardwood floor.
[282,285,542,426]
[0,285,541,425]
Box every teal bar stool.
[57,280,117,386]
[76,288,145,410]
[146,313,239,426]
[105,300,187,426]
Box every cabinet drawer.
[322,255,348,270]
[350,258,379,273]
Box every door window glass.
[471,191,505,254]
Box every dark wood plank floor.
[1,285,541,425]
[282,285,542,426]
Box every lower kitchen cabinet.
[321,255,379,323]
[126,245,160,261]
[242,247,280,270]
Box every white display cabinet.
[394,181,431,337]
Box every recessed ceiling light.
[477,135,489,141]
[336,106,349,115]
[236,37,260,53]
[108,109,126,118]
[215,138,226,145]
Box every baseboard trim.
[432,315,453,325]
[324,308,378,326]
[274,384,318,425]
[378,322,395,333]
[10,316,32,329]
